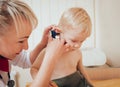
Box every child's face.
[62,27,87,51]
[0,20,32,59]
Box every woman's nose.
[23,41,28,50]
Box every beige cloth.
[49,81,58,87]
[93,78,120,87]
[26,81,58,87]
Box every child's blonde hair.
[58,7,92,37]
[0,0,38,35]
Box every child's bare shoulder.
[68,49,82,61]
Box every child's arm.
[77,51,94,86]
[30,49,46,79]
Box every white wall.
[27,0,95,50]
[95,0,120,67]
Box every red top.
[0,55,9,72]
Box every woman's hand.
[40,25,60,48]
[45,36,67,61]
[40,25,52,47]
[30,36,70,87]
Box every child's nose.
[74,44,80,48]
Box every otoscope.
[50,30,60,38]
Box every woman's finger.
[48,35,53,42]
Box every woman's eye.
[18,41,24,43]
[80,40,84,43]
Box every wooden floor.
[93,78,120,87]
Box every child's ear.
[55,29,62,33]
[52,25,61,32]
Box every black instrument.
[51,30,60,38]
[0,73,15,87]
[7,72,15,87]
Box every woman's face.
[62,27,87,51]
[0,21,32,60]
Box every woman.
[0,0,69,87]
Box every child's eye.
[72,40,77,42]
[72,40,75,42]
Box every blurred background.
[12,0,120,87]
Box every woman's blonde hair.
[0,0,38,35]
[58,7,92,37]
